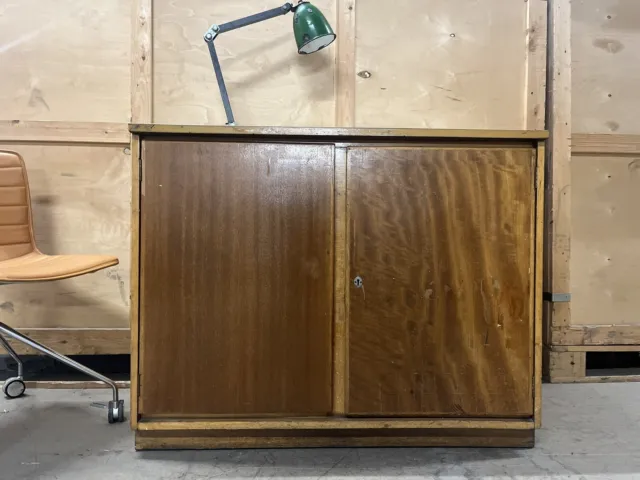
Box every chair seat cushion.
[0,251,118,282]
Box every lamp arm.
[205,42,235,126]
[204,3,294,126]
[207,3,293,38]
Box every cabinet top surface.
[129,124,548,141]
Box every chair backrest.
[0,151,36,261]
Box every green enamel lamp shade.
[293,2,336,54]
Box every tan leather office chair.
[0,150,124,423]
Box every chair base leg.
[0,322,121,406]
[0,332,23,378]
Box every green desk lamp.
[204,1,336,125]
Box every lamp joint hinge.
[204,25,220,43]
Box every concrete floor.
[0,384,638,479]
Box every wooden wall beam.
[132,0,153,123]
[0,121,129,145]
[335,0,356,127]
[544,0,572,333]
[524,0,548,130]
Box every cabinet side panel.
[347,146,534,417]
[140,140,334,416]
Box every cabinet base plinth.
[136,428,534,450]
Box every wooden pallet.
[545,345,640,383]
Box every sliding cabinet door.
[346,145,535,417]
[140,140,334,416]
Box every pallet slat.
[545,346,640,383]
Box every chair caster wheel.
[2,377,26,399]
[108,399,125,423]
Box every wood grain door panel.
[140,140,334,416]
[347,146,535,417]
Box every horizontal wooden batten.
[550,325,640,346]
[0,121,130,145]
[139,418,533,432]
[572,133,640,156]
[7,328,130,355]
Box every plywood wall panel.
[0,143,131,328]
[0,1,130,122]
[354,0,529,129]
[153,0,335,126]
[571,155,640,325]
[572,0,640,134]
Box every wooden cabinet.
[130,126,547,449]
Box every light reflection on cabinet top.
[129,124,548,141]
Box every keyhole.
[353,276,363,288]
